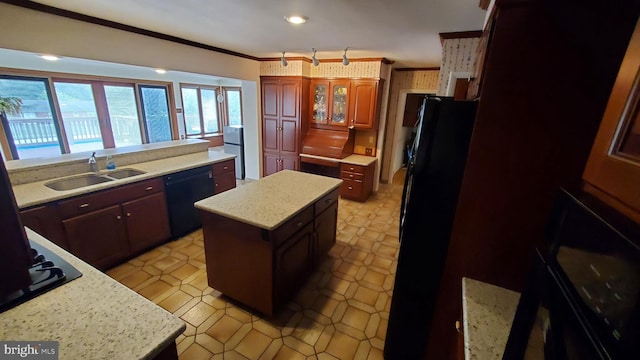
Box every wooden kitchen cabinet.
[310,79,350,126]
[310,78,382,130]
[348,79,381,129]
[63,205,129,270]
[123,192,171,254]
[20,204,68,249]
[339,163,375,202]
[58,177,170,269]
[583,19,640,223]
[212,159,236,194]
[201,188,338,316]
[261,76,309,176]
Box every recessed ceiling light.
[40,55,60,61]
[154,68,167,74]
[285,15,308,24]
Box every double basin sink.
[45,168,146,191]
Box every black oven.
[503,190,640,359]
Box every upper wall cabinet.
[348,79,381,130]
[310,78,381,130]
[583,19,640,223]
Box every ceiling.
[30,0,487,68]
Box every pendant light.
[342,47,350,66]
[281,51,288,67]
[311,48,320,67]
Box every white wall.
[0,3,263,179]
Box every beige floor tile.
[325,331,360,360]
[180,343,213,360]
[205,315,244,343]
[159,290,193,313]
[150,255,183,271]
[234,329,273,360]
[118,270,152,289]
[273,345,306,360]
[195,333,223,355]
[172,263,200,281]
[182,302,216,327]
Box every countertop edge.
[462,277,520,360]
[300,153,378,167]
[3,229,186,360]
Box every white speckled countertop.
[13,148,235,209]
[0,228,185,360]
[195,170,342,230]
[299,153,378,167]
[462,277,520,360]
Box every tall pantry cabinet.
[261,77,310,176]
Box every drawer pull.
[79,203,89,208]
[145,186,153,191]
[349,174,354,178]
[223,166,228,170]
[325,198,333,203]
[126,212,131,217]
[348,186,353,190]
[296,221,303,227]
[216,183,219,187]
[116,215,122,220]
[349,167,354,171]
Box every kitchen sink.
[44,168,147,191]
[104,168,146,179]
[45,174,114,191]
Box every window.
[0,73,175,160]
[0,75,63,159]
[180,84,242,138]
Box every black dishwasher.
[164,165,215,238]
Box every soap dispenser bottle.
[106,154,116,170]
[88,152,98,173]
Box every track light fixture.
[311,48,320,67]
[342,47,350,66]
[281,51,288,67]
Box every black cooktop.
[0,241,83,313]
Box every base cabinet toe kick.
[198,175,340,316]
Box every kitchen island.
[195,170,342,316]
[0,228,185,360]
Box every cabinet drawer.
[340,179,363,198]
[340,164,364,174]
[271,205,314,247]
[340,170,363,181]
[212,159,235,175]
[58,178,163,219]
[315,188,339,215]
[214,171,236,194]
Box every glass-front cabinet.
[310,79,350,126]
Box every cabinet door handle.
[348,186,353,190]
[455,320,463,334]
[215,183,219,187]
[296,221,303,227]
[145,186,153,191]
[126,212,131,217]
[116,215,122,220]
[325,198,333,203]
[223,166,228,170]
[79,203,89,208]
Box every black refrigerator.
[384,96,478,359]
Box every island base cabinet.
[314,202,338,267]
[63,205,129,270]
[274,222,314,309]
[200,190,338,316]
[201,211,274,315]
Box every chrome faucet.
[88,152,98,173]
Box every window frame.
[0,67,178,160]
[180,83,224,139]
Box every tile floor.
[107,171,404,360]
